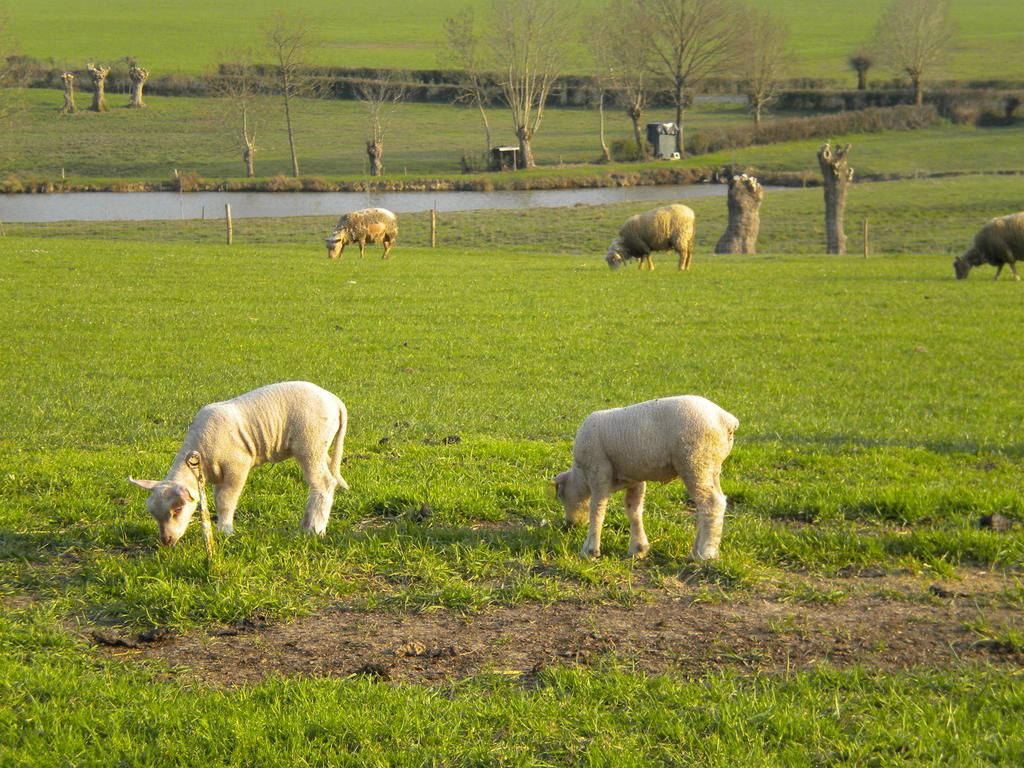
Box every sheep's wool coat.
[169,381,347,486]
[329,207,398,245]
[612,204,695,258]
[572,396,737,486]
[961,212,1024,269]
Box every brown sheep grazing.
[605,204,696,271]
[325,207,398,260]
[953,212,1024,281]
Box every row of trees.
[440,0,955,171]
[53,0,957,179]
[213,13,407,178]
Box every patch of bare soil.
[89,571,1023,686]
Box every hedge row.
[685,104,941,156]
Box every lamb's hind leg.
[678,463,727,561]
[297,452,339,537]
[624,482,649,558]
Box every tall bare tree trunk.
[366,140,383,176]
[714,174,763,254]
[672,79,685,154]
[87,64,109,112]
[282,92,299,177]
[242,108,256,177]
[597,91,611,163]
[60,72,76,114]
[476,99,492,155]
[128,62,149,108]
[817,143,853,255]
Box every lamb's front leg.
[213,466,250,536]
[580,495,609,558]
[624,482,649,558]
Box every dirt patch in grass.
[89,571,1023,686]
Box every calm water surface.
[0,184,738,223]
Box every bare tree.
[848,51,874,90]
[126,57,149,108]
[60,72,77,114]
[489,0,575,170]
[439,8,493,156]
[210,51,262,177]
[586,0,651,160]
[264,12,321,177]
[87,63,110,112]
[714,173,763,254]
[817,142,853,255]
[735,8,788,129]
[355,75,406,176]
[635,0,740,155]
[872,0,955,106]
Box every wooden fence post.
[225,204,233,245]
[430,206,437,248]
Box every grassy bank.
[1,86,1022,193]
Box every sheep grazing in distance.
[552,396,738,562]
[128,382,349,546]
[325,207,398,260]
[953,212,1024,280]
[605,203,696,271]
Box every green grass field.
[6,0,1024,81]
[2,173,1023,763]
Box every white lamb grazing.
[128,381,349,546]
[553,396,738,561]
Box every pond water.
[0,183,737,223]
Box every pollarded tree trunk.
[87,63,110,112]
[244,142,256,177]
[627,105,648,160]
[714,174,764,254]
[909,72,923,105]
[366,140,383,176]
[128,63,149,108]
[516,125,535,170]
[60,72,77,114]
[817,142,854,255]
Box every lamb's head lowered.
[127,477,198,546]
[552,469,589,526]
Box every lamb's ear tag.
[546,481,558,499]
